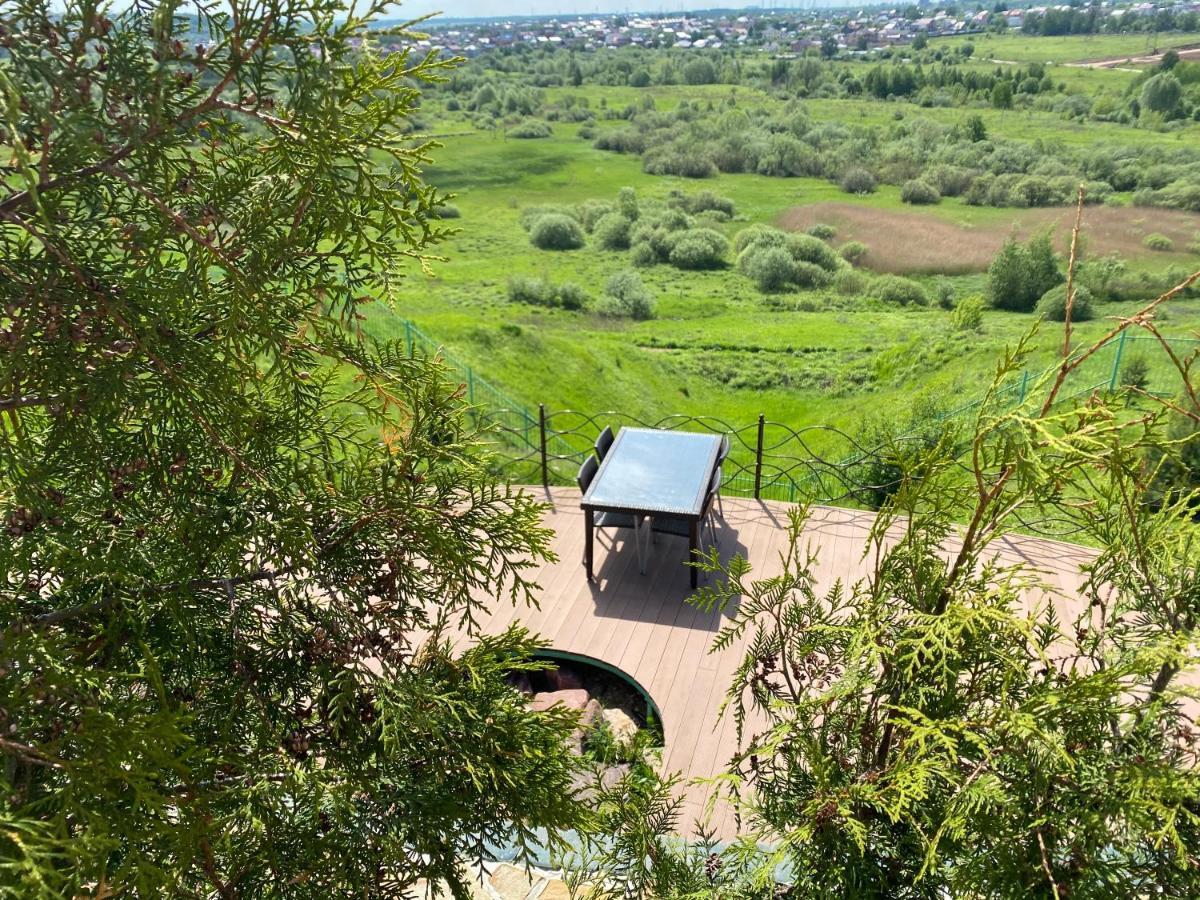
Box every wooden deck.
[465,487,1098,839]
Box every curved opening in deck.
[531,649,665,742]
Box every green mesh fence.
[365,306,1197,505]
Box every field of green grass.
[388,39,1200,436]
[932,30,1200,64]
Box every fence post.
[467,368,475,405]
[1108,331,1128,391]
[404,320,414,357]
[539,404,549,489]
[753,414,765,500]
[1018,369,1029,404]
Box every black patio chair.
[594,425,614,462]
[715,435,730,518]
[648,466,720,576]
[577,455,646,574]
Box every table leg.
[585,508,594,582]
[689,518,699,590]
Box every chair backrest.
[717,435,731,465]
[594,425,614,461]
[701,465,721,514]
[577,455,599,493]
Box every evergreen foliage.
[987,232,1065,311]
[0,2,585,894]
[581,302,1200,896]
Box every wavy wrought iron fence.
[363,306,1197,516]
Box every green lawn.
[390,61,1200,436]
[931,31,1200,64]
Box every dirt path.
[1064,44,1200,69]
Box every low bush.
[872,275,929,306]
[951,295,985,331]
[806,223,837,240]
[630,241,658,267]
[900,179,941,205]
[593,213,633,250]
[597,270,654,319]
[1036,283,1095,322]
[841,167,877,195]
[786,233,841,272]
[934,277,956,310]
[926,164,975,197]
[519,205,577,231]
[507,276,554,306]
[507,276,589,310]
[1143,233,1175,252]
[739,247,796,292]
[556,282,589,311]
[529,214,585,251]
[432,204,461,219]
[509,119,552,139]
[838,240,869,264]
[576,199,614,232]
[834,268,869,297]
[667,228,729,270]
[643,144,718,178]
[741,246,797,292]
[734,224,786,255]
[694,209,731,227]
[669,189,736,217]
[792,260,833,289]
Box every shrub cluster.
[449,58,1200,213]
[529,214,585,250]
[1036,283,1095,322]
[667,189,736,218]
[871,275,929,306]
[507,276,588,310]
[509,119,552,139]
[736,226,843,293]
[838,240,869,264]
[593,212,633,250]
[596,270,655,319]
[840,167,877,195]
[986,232,1064,312]
[667,228,730,270]
[900,179,941,205]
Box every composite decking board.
[449,487,1099,841]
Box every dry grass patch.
[778,202,1200,275]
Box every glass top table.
[580,428,722,588]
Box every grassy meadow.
[387,38,1200,436]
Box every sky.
[391,2,782,21]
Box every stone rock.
[601,707,639,745]
[580,698,602,728]
[530,689,590,713]
[599,762,631,790]
[538,881,574,900]
[567,727,584,756]
[547,666,584,691]
[490,864,539,900]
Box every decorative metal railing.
[364,305,1197,533]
